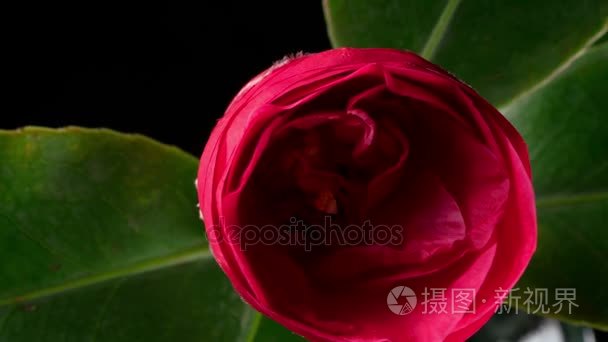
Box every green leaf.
[506,43,608,329]
[323,0,608,107]
[0,127,298,341]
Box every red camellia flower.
[197,48,536,341]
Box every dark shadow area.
[4,1,331,155]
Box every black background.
[5,1,330,155]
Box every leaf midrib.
[415,2,607,111]
[536,191,608,209]
[420,0,463,59]
[501,21,608,112]
[0,245,210,307]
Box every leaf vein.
[0,246,210,308]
